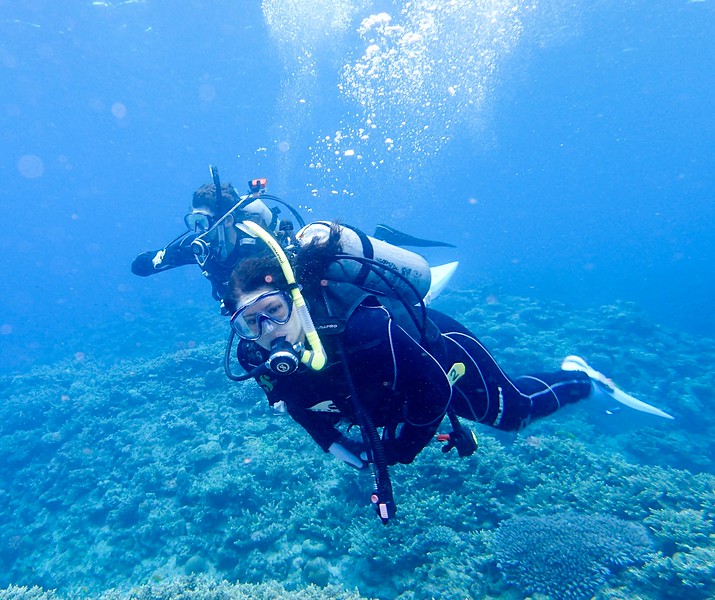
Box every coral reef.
[0,576,369,600]
[0,291,713,599]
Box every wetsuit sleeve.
[131,232,197,276]
[262,377,343,452]
[284,403,342,451]
[237,341,343,452]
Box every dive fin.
[374,224,455,248]
[562,355,674,420]
[424,261,459,305]
[605,386,675,420]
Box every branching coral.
[0,575,370,600]
[645,508,712,553]
[633,546,715,598]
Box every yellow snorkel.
[237,220,327,371]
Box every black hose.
[232,192,306,229]
[335,342,396,524]
[224,329,267,382]
[359,407,396,524]
[258,194,306,228]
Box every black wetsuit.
[131,232,197,276]
[131,232,263,305]
[238,285,592,465]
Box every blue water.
[1,3,714,597]
[1,0,713,373]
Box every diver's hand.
[438,433,458,454]
[151,249,166,267]
[150,247,186,269]
[381,438,424,465]
[329,438,368,470]
[437,427,478,457]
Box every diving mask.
[230,290,293,341]
[185,211,217,233]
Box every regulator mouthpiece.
[191,237,212,267]
[267,337,301,375]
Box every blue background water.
[1,0,713,374]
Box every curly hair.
[230,223,344,300]
[191,183,238,216]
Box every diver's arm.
[131,232,197,276]
[238,344,344,453]
[286,405,343,451]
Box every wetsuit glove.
[328,437,368,470]
[131,249,181,275]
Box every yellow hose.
[237,220,327,371]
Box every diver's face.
[187,206,237,252]
[232,287,305,350]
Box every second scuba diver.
[131,169,288,314]
[224,221,674,523]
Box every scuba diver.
[223,221,674,524]
[131,166,453,315]
[131,168,292,313]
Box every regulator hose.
[335,342,396,524]
[333,253,430,348]
[224,329,268,382]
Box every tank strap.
[308,281,372,336]
[342,225,374,289]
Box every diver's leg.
[443,331,591,431]
[426,309,592,430]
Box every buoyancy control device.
[295,221,432,302]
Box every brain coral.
[493,513,652,600]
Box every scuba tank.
[240,198,274,228]
[295,222,432,302]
